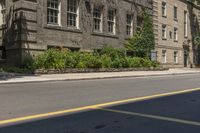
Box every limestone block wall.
[153,0,200,68]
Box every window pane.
[47,0,60,24]
[67,0,78,27]
[93,8,102,31]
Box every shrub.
[83,53,102,68]
[76,61,87,69]
[101,55,112,68]
[34,49,67,69]
[128,57,143,68]
[140,58,152,68]
[99,46,126,60]
[30,47,159,70]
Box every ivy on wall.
[125,10,155,58]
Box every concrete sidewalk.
[0,68,200,84]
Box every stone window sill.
[162,38,167,40]
[92,32,119,39]
[174,18,178,22]
[44,24,83,34]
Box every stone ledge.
[34,67,169,75]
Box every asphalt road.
[0,74,200,132]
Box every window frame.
[162,24,167,39]
[162,50,167,63]
[174,27,178,41]
[162,2,167,17]
[174,6,178,21]
[184,11,188,37]
[107,9,116,34]
[174,51,178,64]
[93,7,103,32]
[0,0,6,25]
[47,0,61,25]
[126,14,133,36]
[67,0,79,28]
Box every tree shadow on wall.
[2,5,31,66]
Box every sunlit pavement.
[0,74,200,133]
[0,90,200,133]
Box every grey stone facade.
[1,0,200,68]
[0,0,153,66]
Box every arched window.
[0,0,5,25]
[47,0,60,25]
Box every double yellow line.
[1,87,200,126]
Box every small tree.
[125,10,155,58]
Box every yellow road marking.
[0,87,200,125]
[98,108,200,126]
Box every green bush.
[101,55,112,68]
[128,57,143,68]
[85,55,102,68]
[99,46,126,60]
[29,48,159,70]
[76,61,87,69]
[34,49,67,69]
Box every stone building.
[0,0,200,68]
[153,0,200,68]
[0,0,152,66]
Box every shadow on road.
[0,91,200,133]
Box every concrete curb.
[0,71,200,84]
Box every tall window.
[93,8,102,32]
[174,27,178,41]
[162,24,167,39]
[67,0,79,28]
[47,0,60,25]
[0,0,6,25]
[108,10,116,34]
[174,51,178,64]
[126,14,133,36]
[184,11,188,37]
[174,6,178,20]
[162,2,167,17]
[162,50,167,63]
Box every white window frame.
[162,2,167,17]
[162,24,167,39]
[184,11,188,37]
[67,0,79,28]
[162,50,167,63]
[126,14,133,36]
[0,0,6,25]
[107,9,116,34]
[47,0,61,25]
[174,51,178,64]
[174,27,178,41]
[93,7,102,32]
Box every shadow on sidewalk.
[0,91,200,133]
[0,73,37,81]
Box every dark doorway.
[184,50,188,67]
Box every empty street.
[0,74,200,133]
